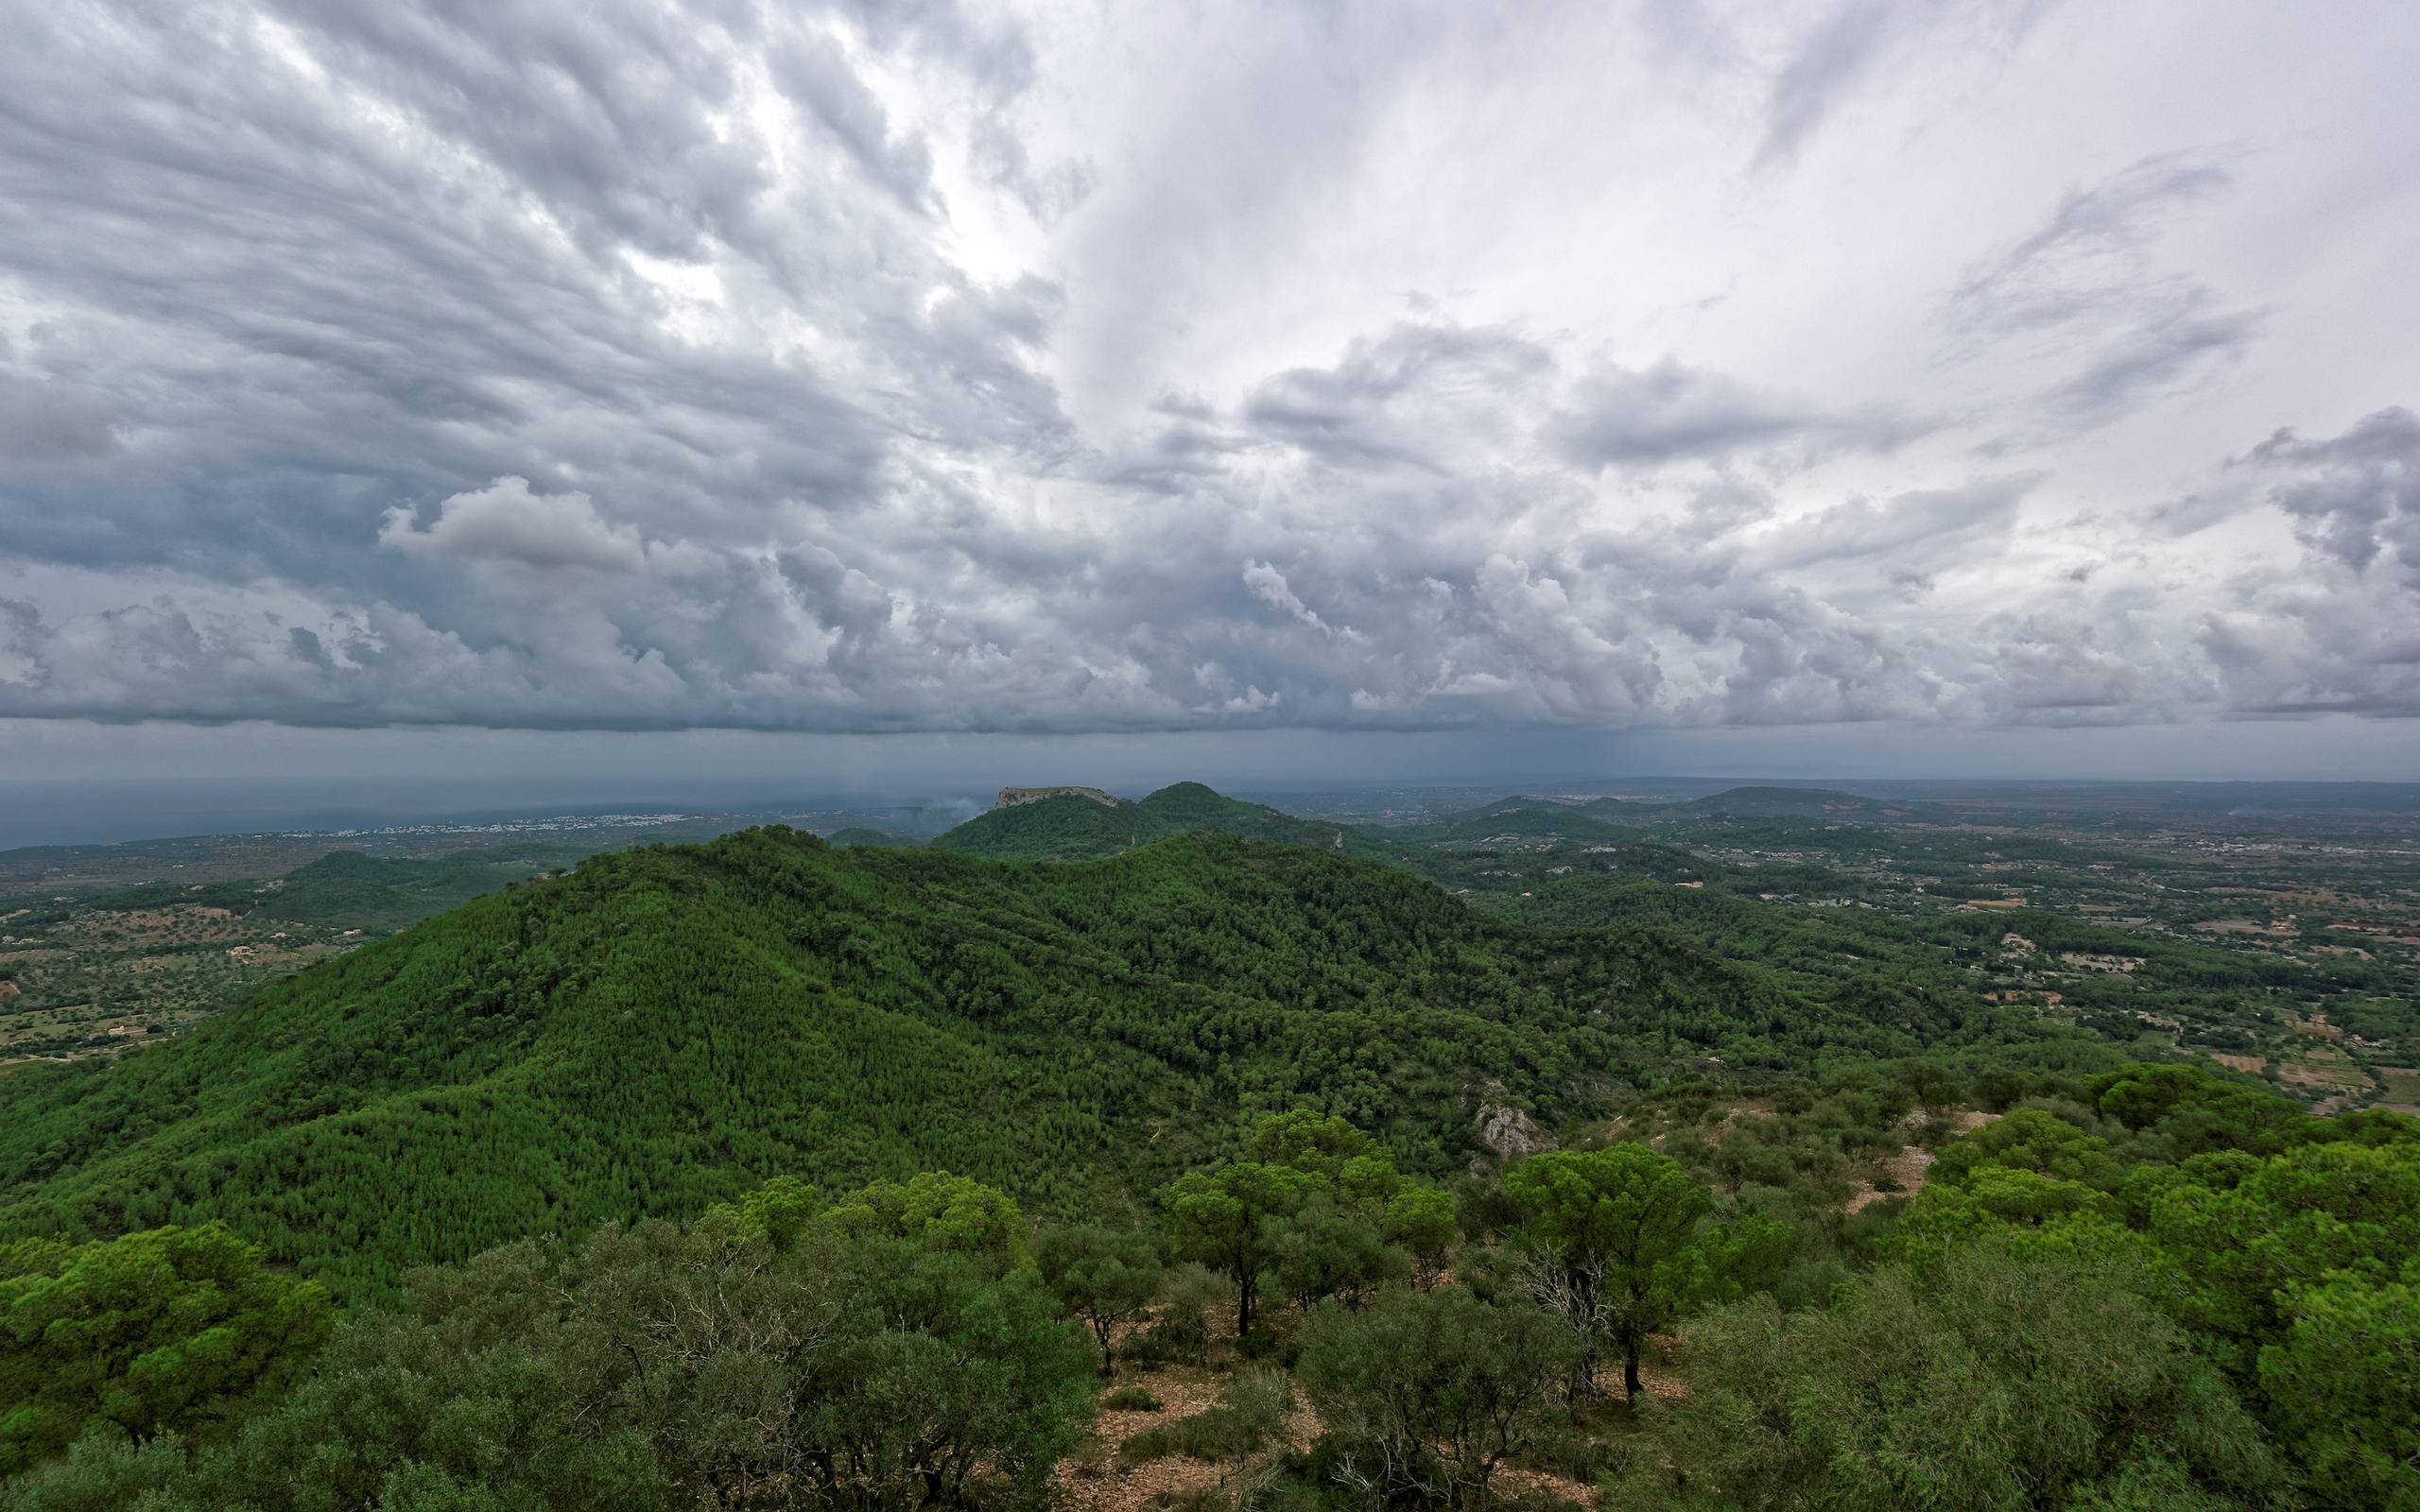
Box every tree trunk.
[1624,1340,1643,1403]
[1236,1273,1254,1339]
[1095,1318,1116,1377]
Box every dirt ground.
[1054,1313,1606,1512]
[1844,1110,1996,1215]
[1051,1361,1274,1512]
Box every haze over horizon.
[4,1,2418,807]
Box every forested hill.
[929,781,1379,860]
[1677,785,1950,822]
[0,824,1968,1298]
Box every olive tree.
[1297,1287,1580,1511]
[1035,1225,1163,1377]
[1502,1143,1782,1401]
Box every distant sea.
[0,777,918,851]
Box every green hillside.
[929,781,1372,860]
[41,846,570,936]
[248,849,571,932]
[1680,785,1945,821]
[0,824,1932,1298]
[1387,799,1638,847]
[930,782,1944,863]
[822,826,916,848]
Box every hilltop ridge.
[0,822,1871,1297]
[993,784,1126,810]
[933,782,1372,861]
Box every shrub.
[0,1224,333,1474]
[1296,1287,1579,1511]
[1039,1225,1164,1378]
[1622,1243,2288,1511]
[3,1217,1101,1512]
[1119,1367,1293,1465]
[1124,1263,1229,1367]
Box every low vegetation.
[4,1085,2410,1510]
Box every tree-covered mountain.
[1676,785,1950,822]
[0,823,2000,1298]
[8,846,575,938]
[929,782,1376,861]
[1380,799,1641,848]
[929,782,1959,866]
[1411,786,1951,838]
[821,827,916,848]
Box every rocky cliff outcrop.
[993,785,1126,810]
[1476,1099,1553,1160]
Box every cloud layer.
[1,0,2416,738]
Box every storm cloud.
[1,0,2415,744]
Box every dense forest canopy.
[928,784,1380,863]
[0,823,2107,1299]
[5,1072,2412,1510]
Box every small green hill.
[1684,786,1940,821]
[252,849,569,931]
[1405,799,1637,846]
[822,827,915,848]
[930,782,1371,860]
[926,791,1162,858]
[56,846,567,936]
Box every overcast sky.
[2,0,2417,808]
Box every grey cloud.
[1755,0,2059,169]
[1547,358,1929,469]
[775,30,941,212]
[1242,560,1340,637]
[1459,556,1660,723]
[970,123,1097,224]
[0,0,1048,588]
[2197,591,2420,717]
[2248,406,2420,582]
[1241,323,1556,473]
[826,0,1039,98]
[1100,419,1252,495]
[1756,0,1903,170]
[1734,474,2041,573]
[1947,150,2262,434]
[0,376,118,460]
[1948,152,2236,338]
[2193,409,2420,714]
[1671,579,1942,727]
[260,0,777,265]
[1989,618,2149,712]
[2041,297,2261,422]
[0,2,2411,747]
[378,478,649,574]
[2146,488,2251,539]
